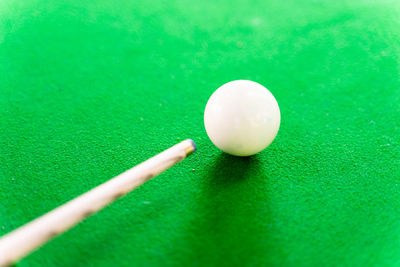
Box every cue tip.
[185,139,196,155]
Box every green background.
[1,0,400,266]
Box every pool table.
[1,0,400,266]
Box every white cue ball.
[204,80,280,156]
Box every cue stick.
[0,139,196,266]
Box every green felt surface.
[1,0,400,266]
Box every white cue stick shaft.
[0,139,196,266]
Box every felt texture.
[1,0,400,266]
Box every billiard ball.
[204,80,280,156]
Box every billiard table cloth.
[1,0,399,266]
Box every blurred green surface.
[1,0,400,266]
